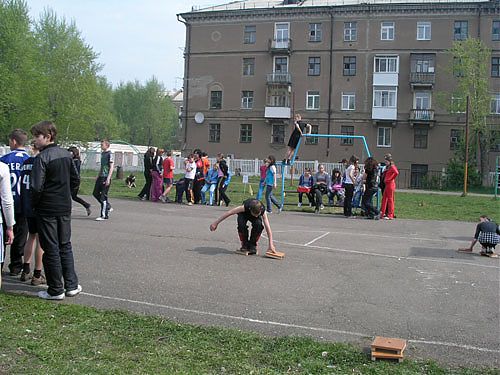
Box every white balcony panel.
[373,73,399,86]
[265,107,291,119]
[372,107,397,120]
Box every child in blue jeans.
[256,159,268,200]
[201,164,219,205]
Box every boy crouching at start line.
[210,198,276,255]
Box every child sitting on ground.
[210,198,276,255]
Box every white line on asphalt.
[81,291,499,354]
[304,232,330,246]
[262,236,500,270]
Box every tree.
[0,0,45,138]
[113,78,178,148]
[33,9,110,142]
[449,38,492,186]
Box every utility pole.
[462,96,470,197]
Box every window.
[244,25,256,44]
[454,20,468,40]
[240,124,252,143]
[306,91,320,110]
[451,96,466,113]
[272,124,285,144]
[410,164,428,189]
[305,125,319,145]
[453,57,464,77]
[343,56,356,76]
[308,57,321,76]
[377,127,392,147]
[413,126,428,149]
[493,20,500,41]
[450,129,462,150]
[491,93,500,114]
[241,91,254,109]
[344,22,357,41]
[489,129,500,152]
[417,22,431,40]
[242,58,255,76]
[340,125,354,145]
[309,23,322,42]
[381,21,395,41]
[374,56,398,73]
[415,91,431,110]
[411,54,435,73]
[373,88,397,108]
[274,56,288,73]
[210,90,222,109]
[275,23,289,44]
[342,92,355,111]
[209,124,220,143]
[492,57,500,77]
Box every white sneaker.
[108,207,114,213]
[95,217,107,221]
[66,285,82,297]
[38,290,65,300]
[320,204,324,210]
[297,203,302,207]
[187,202,193,206]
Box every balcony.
[265,106,291,119]
[410,72,435,88]
[266,72,292,85]
[410,109,435,126]
[268,38,292,54]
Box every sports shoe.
[108,207,114,213]
[187,202,193,206]
[85,206,92,216]
[31,274,46,286]
[9,269,21,277]
[38,290,65,300]
[20,271,32,282]
[297,202,302,207]
[95,216,108,221]
[320,204,324,210]
[159,195,166,203]
[66,285,82,297]
[315,207,320,214]
[247,244,257,255]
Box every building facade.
[178,0,500,186]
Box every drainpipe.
[326,10,334,158]
[477,4,481,38]
[177,14,191,147]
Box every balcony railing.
[266,72,292,85]
[410,109,435,121]
[410,72,435,86]
[268,38,292,53]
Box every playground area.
[3,197,499,368]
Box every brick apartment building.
[178,0,500,187]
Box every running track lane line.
[262,235,500,270]
[303,232,330,246]
[81,291,499,354]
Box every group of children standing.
[294,153,399,219]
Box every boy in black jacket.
[30,121,81,300]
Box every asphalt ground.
[3,196,499,368]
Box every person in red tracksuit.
[380,153,399,220]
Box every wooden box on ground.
[371,336,407,362]
[265,251,285,260]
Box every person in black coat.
[68,146,91,216]
[138,147,154,200]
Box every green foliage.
[448,39,494,184]
[0,3,179,147]
[444,158,481,189]
[113,78,179,148]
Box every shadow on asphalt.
[409,247,470,259]
[190,247,234,256]
[1,273,44,295]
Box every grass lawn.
[0,293,496,374]
[79,171,499,222]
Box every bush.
[444,158,481,189]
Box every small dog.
[125,174,136,188]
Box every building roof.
[190,0,491,12]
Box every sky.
[25,0,220,89]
